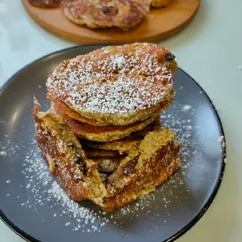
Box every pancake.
[52,101,158,142]
[129,115,161,137]
[85,148,120,158]
[59,110,157,142]
[83,116,161,154]
[104,129,180,210]
[62,0,149,31]
[34,100,180,211]
[87,139,139,156]
[52,99,167,126]
[52,100,103,126]
[47,43,177,126]
[33,99,108,204]
[28,0,61,7]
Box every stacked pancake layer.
[34,43,180,211]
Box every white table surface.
[0,0,242,241]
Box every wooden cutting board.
[22,0,200,44]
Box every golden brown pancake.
[104,129,180,210]
[52,101,158,142]
[33,99,108,203]
[62,0,149,31]
[28,0,61,7]
[34,99,180,211]
[85,148,120,158]
[83,116,161,154]
[34,43,180,211]
[47,43,177,126]
[60,111,157,142]
[86,139,140,156]
[52,99,167,127]
[52,101,103,126]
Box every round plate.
[0,46,226,242]
[22,0,200,44]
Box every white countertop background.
[0,0,242,241]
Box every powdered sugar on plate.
[181,105,192,112]
[0,94,226,234]
[20,141,109,232]
[0,150,7,157]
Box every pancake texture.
[34,100,180,211]
[62,0,149,31]
[34,43,180,211]
[47,43,177,126]
[52,101,158,142]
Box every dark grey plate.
[0,46,226,242]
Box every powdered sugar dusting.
[217,136,225,152]
[47,43,174,116]
[181,105,192,112]
[0,150,7,157]
[20,141,108,232]
[0,92,226,235]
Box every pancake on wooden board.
[62,0,149,31]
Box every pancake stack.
[34,43,181,211]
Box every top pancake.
[47,43,177,126]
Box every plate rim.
[0,45,226,242]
